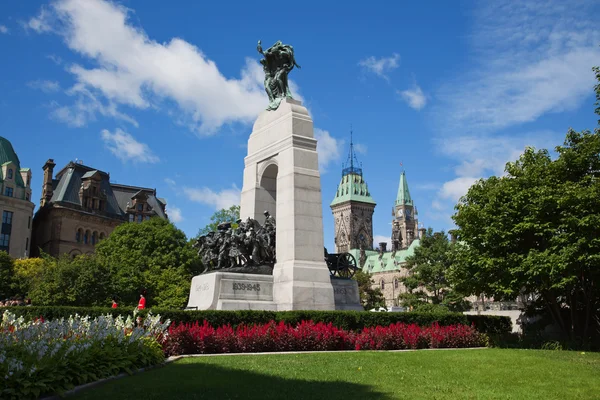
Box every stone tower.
[330,131,376,253]
[391,170,419,251]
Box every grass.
[70,349,600,400]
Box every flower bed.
[162,320,487,356]
[0,310,169,400]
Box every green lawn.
[71,349,600,400]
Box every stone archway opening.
[256,163,278,223]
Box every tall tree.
[96,218,201,308]
[451,128,600,344]
[353,270,386,310]
[197,205,240,237]
[399,229,469,312]
[27,254,110,306]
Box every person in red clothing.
[138,292,146,310]
[111,297,118,309]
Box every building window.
[4,187,13,197]
[28,216,31,229]
[145,215,150,221]
[76,229,82,243]
[84,230,90,245]
[381,280,385,290]
[129,214,134,222]
[137,214,143,222]
[92,232,97,245]
[7,169,12,179]
[394,279,399,289]
[2,211,13,225]
[0,233,10,251]
[25,237,29,251]
[137,203,143,212]
[99,232,105,241]
[26,193,30,201]
[98,200,103,211]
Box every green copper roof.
[395,171,413,206]
[349,239,421,273]
[330,172,376,206]
[0,137,26,188]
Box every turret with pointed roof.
[395,171,413,206]
[330,130,376,253]
[391,168,419,251]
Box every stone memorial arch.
[240,98,335,310]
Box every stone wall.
[370,270,410,307]
[32,206,121,257]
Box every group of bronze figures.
[257,40,300,111]
[193,212,276,272]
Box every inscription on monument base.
[187,271,276,310]
[331,278,363,311]
[220,278,273,301]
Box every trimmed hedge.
[0,306,512,334]
[465,314,513,335]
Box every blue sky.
[0,0,599,250]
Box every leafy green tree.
[27,254,110,306]
[399,229,469,312]
[12,257,47,297]
[197,205,240,237]
[450,128,600,344]
[353,270,385,310]
[96,218,201,308]
[0,251,15,299]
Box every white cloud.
[183,185,240,210]
[373,235,391,250]
[27,80,60,93]
[439,177,479,203]
[314,128,343,173]
[26,0,295,134]
[164,178,176,187]
[358,54,400,80]
[46,54,63,65]
[399,84,426,110]
[354,143,368,155]
[436,1,600,132]
[0,25,9,34]
[23,7,54,33]
[167,206,183,223]
[100,128,159,163]
[50,85,138,127]
[436,132,555,178]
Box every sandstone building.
[31,159,168,258]
[0,137,34,258]
[331,135,424,307]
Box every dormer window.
[4,187,13,197]
[7,169,13,179]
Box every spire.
[342,126,362,177]
[395,170,413,206]
[331,128,376,207]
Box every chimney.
[379,242,387,252]
[40,159,55,207]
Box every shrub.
[162,320,487,356]
[0,310,169,399]
[465,314,512,335]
